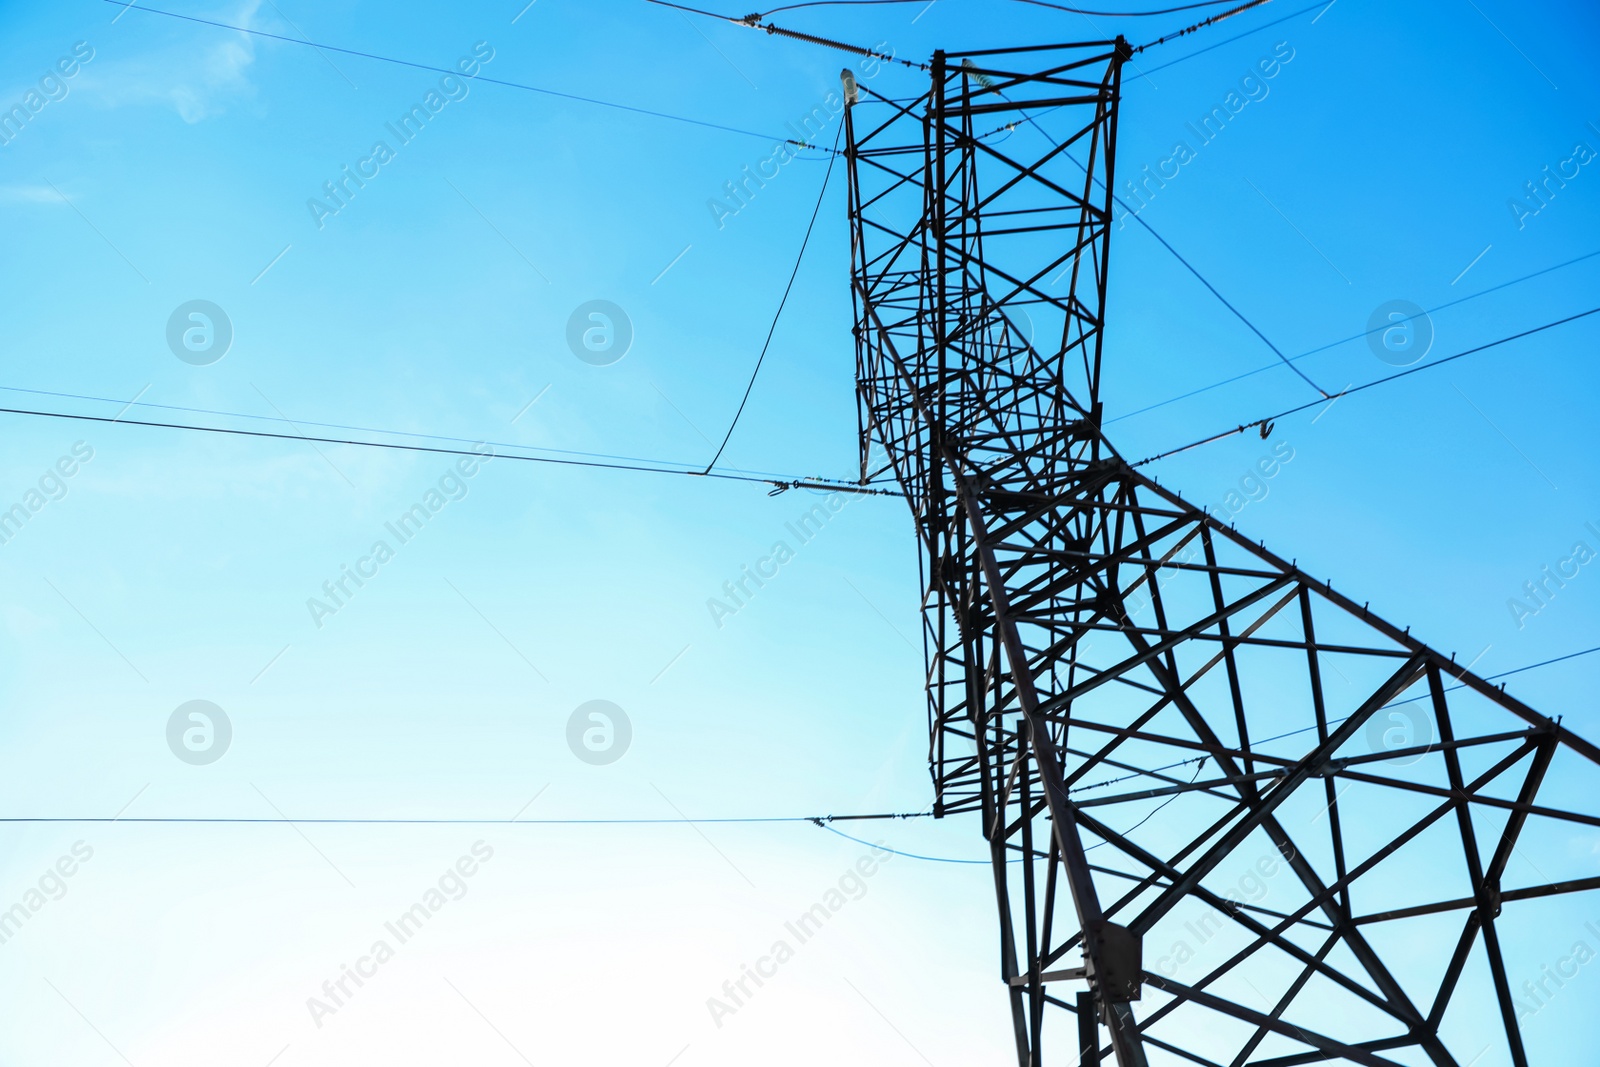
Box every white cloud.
[0,184,67,204]
[80,0,265,124]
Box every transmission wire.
[0,382,831,484]
[0,811,930,825]
[757,0,1246,16]
[104,0,816,147]
[1105,247,1600,427]
[1128,305,1600,467]
[704,121,844,473]
[0,403,898,496]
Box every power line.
[646,0,922,67]
[0,811,931,825]
[0,382,846,489]
[1113,182,1328,398]
[1482,643,1600,681]
[0,402,899,496]
[761,0,929,11]
[959,0,1319,152]
[104,0,820,148]
[12,642,1593,850]
[988,0,1322,112]
[705,122,844,472]
[8,805,1003,865]
[1137,0,1319,77]
[1129,305,1600,467]
[1132,0,1271,52]
[819,821,996,863]
[654,0,1270,73]
[756,0,1246,15]
[1106,247,1600,427]
[1083,758,1207,851]
[7,805,1003,866]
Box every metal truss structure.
[843,39,1600,1067]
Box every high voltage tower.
[843,38,1600,1067]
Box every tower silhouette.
[844,39,1599,1067]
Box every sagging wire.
[704,121,846,474]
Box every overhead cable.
[0,403,899,496]
[645,0,924,68]
[681,0,1251,19]
[1106,247,1600,427]
[705,122,844,472]
[1137,0,1317,76]
[1133,0,1273,52]
[1129,305,1600,467]
[0,382,836,484]
[0,811,931,825]
[104,0,820,147]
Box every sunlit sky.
[0,0,1597,1064]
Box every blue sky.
[0,0,1597,1064]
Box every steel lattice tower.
[843,39,1600,1067]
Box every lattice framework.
[845,41,1600,1067]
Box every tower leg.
[1078,992,1099,1067]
